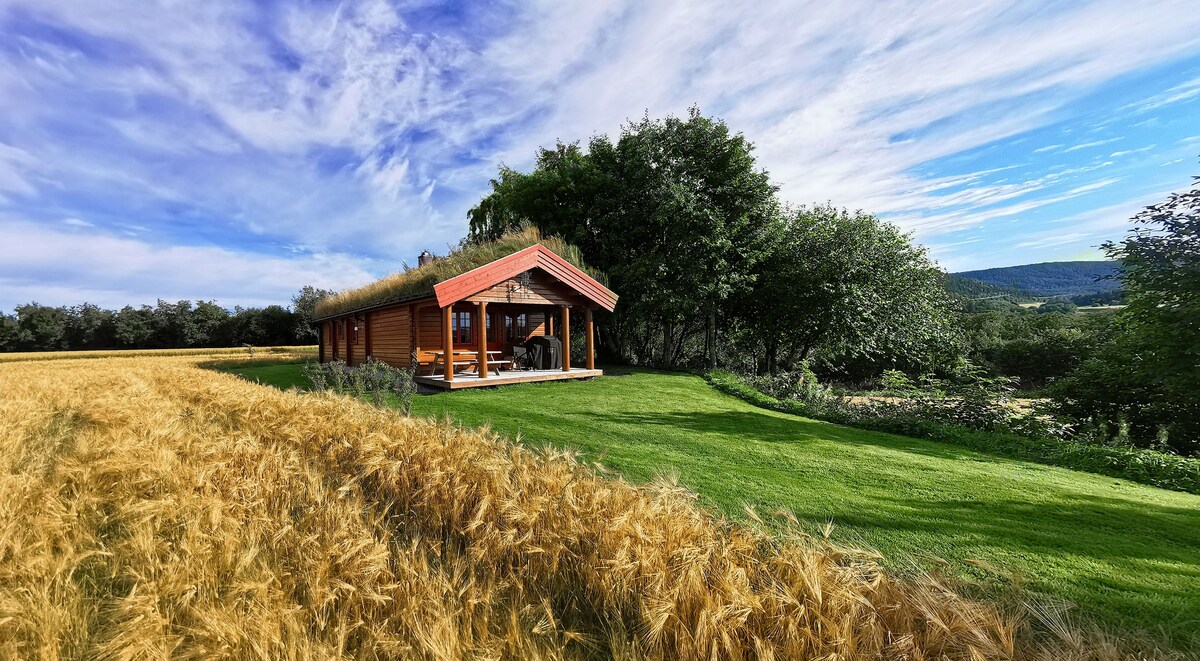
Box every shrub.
[879,369,917,396]
[303,358,417,414]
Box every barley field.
[0,345,316,364]
[0,354,1145,659]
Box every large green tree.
[1051,170,1199,453]
[0,313,21,352]
[14,303,68,351]
[64,303,116,350]
[112,305,155,348]
[292,286,336,343]
[469,108,778,366]
[733,205,959,377]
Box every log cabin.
[313,232,617,389]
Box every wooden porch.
[414,367,603,390]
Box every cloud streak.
[1,0,1199,307]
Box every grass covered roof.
[315,227,601,319]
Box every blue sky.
[1,0,1199,309]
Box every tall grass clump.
[0,355,1155,659]
[315,226,602,319]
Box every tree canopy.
[735,205,958,378]
[0,289,330,353]
[1050,169,1200,453]
[468,108,953,375]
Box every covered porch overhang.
[421,246,616,389]
[427,298,598,387]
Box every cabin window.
[505,313,528,342]
[452,310,472,344]
[486,312,500,341]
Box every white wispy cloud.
[1110,146,1155,157]
[1063,137,1121,153]
[2,0,1200,303]
[1015,231,1091,250]
[0,220,377,309]
[1127,75,1200,111]
[0,143,38,199]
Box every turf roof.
[314,227,602,320]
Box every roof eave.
[313,290,435,322]
[433,244,618,311]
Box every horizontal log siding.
[528,312,547,338]
[415,305,443,364]
[367,305,412,369]
[350,316,366,367]
[320,321,334,362]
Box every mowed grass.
[231,363,1200,650]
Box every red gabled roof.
[433,244,618,311]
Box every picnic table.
[428,350,512,375]
[428,350,477,375]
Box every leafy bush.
[887,362,1019,433]
[303,358,417,413]
[705,370,1200,495]
[957,306,1115,390]
[879,369,918,396]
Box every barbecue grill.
[521,336,562,370]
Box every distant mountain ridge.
[952,261,1121,297]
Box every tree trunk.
[660,320,673,366]
[706,310,717,370]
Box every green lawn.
[228,363,1200,649]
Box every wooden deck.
[414,367,602,390]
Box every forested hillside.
[954,261,1120,296]
[942,274,1032,301]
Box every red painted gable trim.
[433,244,618,311]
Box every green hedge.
[705,370,1200,495]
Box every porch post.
[442,305,454,382]
[585,307,594,370]
[477,301,489,378]
[345,318,352,366]
[547,311,554,337]
[318,321,325,363]
[561,305,571,372]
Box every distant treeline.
[942,273,1033,303]
[0,286,330,353]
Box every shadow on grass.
[578,408,1200,629]
[583,409,1006,463]
[841,493,1200,641]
